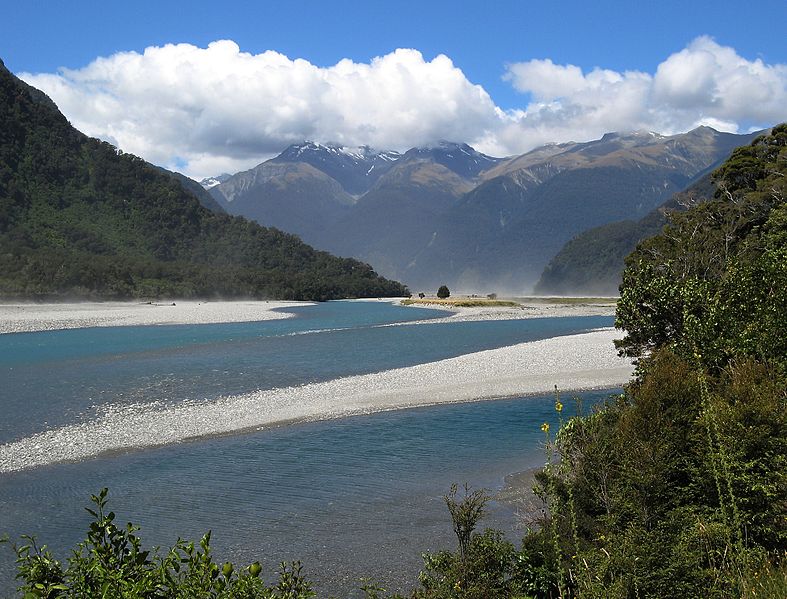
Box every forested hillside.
[534,172,718,296]
[526,125,787,598]
[0,60,408,301]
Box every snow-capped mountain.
[399,141,502,179]
[199,173,232,189]
[273,142,401,195]
[208,128,758,293]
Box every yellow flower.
[541,422,550,433]
[555,400,563,412]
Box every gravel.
[0,300,305,334]
[0,328,632,473]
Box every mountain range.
[207,129,760,294]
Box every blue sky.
[2,0,786,178]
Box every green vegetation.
[519,125,787,598]
[3,489,315,598]
[401,298,520,308]
[616,125,787,370]
[436,285,451,299]
[533,213,670,296]
[0,60,407,301]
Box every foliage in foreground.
[4,489,315,599]
[3,485,561,599]
[512,125,787,598]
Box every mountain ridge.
[198,128,764,293]
[533,130,766,296]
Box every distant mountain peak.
[281,141,400,163]
[199,173,232,189]
[270,141,402,195]
[402,141,501,179]
[599,129,666,143]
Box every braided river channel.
[0,300,622,595]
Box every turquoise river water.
[0,300,619,596]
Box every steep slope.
[0,59,407,300]
[210,141,499,283]
[404,128,761,292]
[209,160,356,247]
[534,172,718,295]
[314,155,477,280]
[154,167,226,213]
[208,142,403,247]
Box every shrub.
[5,488,315,598]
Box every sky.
[2,0,786,180]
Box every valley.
[206,129,760,294]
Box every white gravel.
[396,299,618,323]
[0,328,633,473]
[0,300,307,334]
[0,298,617,334]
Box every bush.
[4,488,315,598]
[436,285,450,299]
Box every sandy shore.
[0,300,309,334]
[0,328,633,472]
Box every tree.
[437,285,450,299]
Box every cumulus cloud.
[19,37,787,178]
[21,41,500,178]
[500,36,787,152]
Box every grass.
[401,298,521,307]
[514,296,618,305]
[741,555,787,598]
[401,296,618,308]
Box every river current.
[0,300,618,595]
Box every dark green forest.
[0,60,408,301]
[522,125,787,598]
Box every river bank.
[0,300,307,334]
[0,297,617,334]
[397,296,617,323]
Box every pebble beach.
[0,300,305,334]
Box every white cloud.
[21,41,500,178]
[19,37,787,179]
[500,36,787,152]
